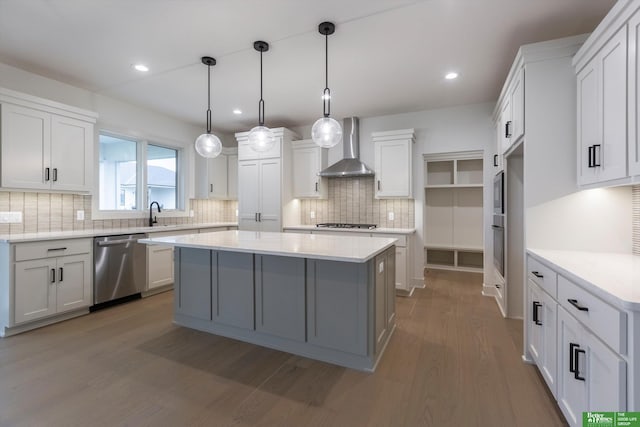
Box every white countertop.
[283,225,416,235]
[140,230,397,263]
[528,249,640,310]
[0,222,237,243]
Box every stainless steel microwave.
[493,171,504,215]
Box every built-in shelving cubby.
[423,151,484,272]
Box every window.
[98,133,183,214]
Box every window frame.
[93,129,190,220]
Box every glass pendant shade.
[195,132,222,158]
[311,117,342,148]
[247,125,275,152]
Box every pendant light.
[248,41,275,152]
[194,56,223,158]
[312,22,342,148]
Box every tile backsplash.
[299,177,414,228]
[634,185,640,255]
[0,191,237,235]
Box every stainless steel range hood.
[318,117,375,177]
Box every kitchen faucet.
[149,201,161,226]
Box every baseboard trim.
[396,287,415,298]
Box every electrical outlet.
[388,211,394,221]
[235,209,239,217]
[0,211,23,223]
[76,210,85,220]
[310,211,315,219]
[189,210,194,217]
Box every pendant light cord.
[258,49,265,126]
[323,32,331,118]
[206,63,212,133]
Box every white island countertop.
[140,230,397,263]
[528,249,640,310]
[283,225,416,235]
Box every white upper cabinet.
[372,129,415,199]
[510,69,525,143]
[496,67,524,157]
[628,7,640,176]
[573,0,640,186]
[238,135,282,161]
[0,88,96,193]
[291,140,327,199]
[195,147,238,200]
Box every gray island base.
[140,230,397,372]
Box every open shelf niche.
[423,150,484,272]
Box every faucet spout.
[149,201,161,227]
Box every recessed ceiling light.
[133,64,149,72]
[445,72,458,80]
[233,109,242,115]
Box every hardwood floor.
[0,270,566,426]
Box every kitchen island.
[139,230,397,371]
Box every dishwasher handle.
[96,238,141,247]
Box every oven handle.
[491,225,503,229]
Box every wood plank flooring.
[0,269,566,426]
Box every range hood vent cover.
[318,117,375,178]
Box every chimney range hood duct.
[318,117,374,177]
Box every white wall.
[527,186,632,253]
[294,102,496,287]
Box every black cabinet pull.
[53,168,58,182]
[593,144,601,167]
[588,146,594,168]
[531,271,543,278]
[574,348,586,381]
[377,180,381,191]
[505,121,512,138]
[45,167,50,181]
[493,154,498,167]
[569,342,579,374]
[50,268,56,283]
[315,182,318,192]
[59,267,63,282]
[47,247,67,252]
[258,212,261,222]
[495,284,501,289]
[210,184,213,193]
[568,298,589,312]
[254,212,258,222]
[532,301,542,325]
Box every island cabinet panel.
[255,255,305,341]
[375,253,387,354]
[212,251,254,330]
[306,259,368,356]
[175,248,211,321]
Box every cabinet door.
[598,26,628,183]
[385,248,396,328]
[539,289,557,397]
[375,139,412,198]
[207,154,228,199]
[237,160,260,230]
[292,147,321,198]
[557,307,586,427]
[500,97,512,154]
[586,330,626,413]
[147,245,174,289]
[510,69,525,142]
[395,246,407,289]
[526,281,543,364]
[630,9,640,176]
[0,104,51,190]
[227,154,238,199]
[577,62,600,185]
[14,258,57,324]
[56,254,91,313]
[175,248,211,320]
[258,159,281,232]
[494,120,503,172]
[374,253,388,354]
[50,115,93,192]
[212,251,254,329]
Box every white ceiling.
[0,0,616,133]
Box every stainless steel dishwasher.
[93,233,147,307]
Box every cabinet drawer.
[14,238,91,262]
[374,233,407,247]
[527,256,557,297]
[558,275,626,354]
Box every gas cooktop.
[315,223,377,230]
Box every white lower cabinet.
[147,244,174,290]
[557,306,626,426]
[14,247,91,325]
[526,253,632,427]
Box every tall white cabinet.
[235,128,298,232]
[0,88,96,193]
